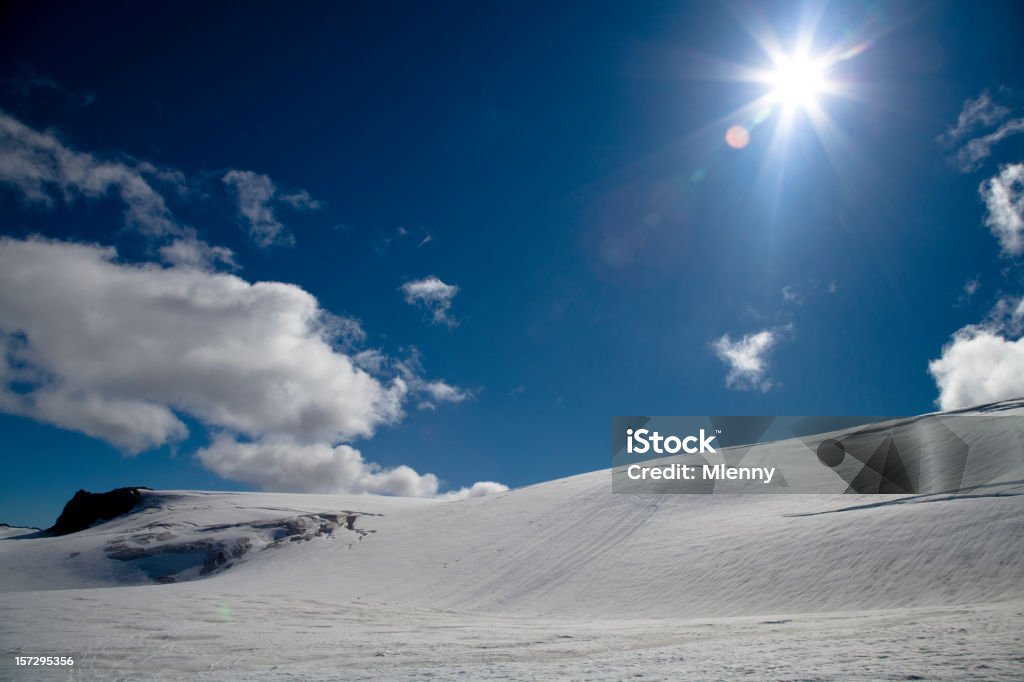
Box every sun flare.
[768,54,827,108]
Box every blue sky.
[2,1,1024,528]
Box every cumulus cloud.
[401,275,460,327]
[928,93,1024,411]
[198,436,440,496]
[929,330,1024,411]
[0,112,502,499]
[980,163,1024,256]
[0,237,502,498]
[222,170,322,247]
[712,327,788,392]
[196,435,509,499]
[929,159,1024,409]
[439,480,510,500]
[0,111,184,236]
[0,237,404,451]
[929,296,1024,410]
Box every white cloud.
[158,234,237,270]
[322,313,367,350]
[929,328,1024,411]
[401,275,460,327]
[929,296,1024,410]
[0,112,184,236]
[955,119,1024,172]
[393,350,472,409]
[197,436,441,497]
[712,327,788,392]
[414,380,470,410]
[0,237,403,451]
[439,480,510,500]
[0,237,503,498]
[939,91,1010,146]
[352,349,388,374]
[0,113,316,257]
[929,93,1024,412]
[0,236,503,497]
[0,113,501,499]
[420,380,469,403]
[987,296,1024,336]
[938,91,1024,172]
[980,163,1024,257]
[222,170,322,248]
[196,435,510,499]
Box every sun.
[768,54,828,109]
[703,18,872,162]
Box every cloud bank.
[0,237,403,450]
[197,435,506,499]
[0,237,498,498]
[0,112,501,499]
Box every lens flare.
[725,125,751,149]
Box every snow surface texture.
[1,402,1023,680]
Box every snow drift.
[1,401,1022,679]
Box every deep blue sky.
[2,1,1023,527]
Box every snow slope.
[1,402,1023,679]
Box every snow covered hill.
[2,401,1023,680]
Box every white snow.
[0,525,37,540]
[1,402,1023,680]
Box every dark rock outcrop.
[47,487,150,536]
